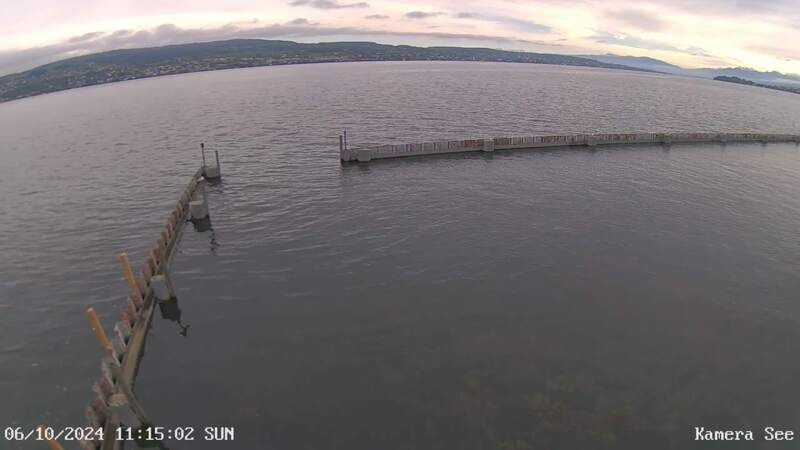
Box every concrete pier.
[340,132,800,163]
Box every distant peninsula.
[0,39,651,103]
[714,75,800,95]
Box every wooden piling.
[37,425,66,450]
[86,308,111,351]
[142,264,153,285]
[118,253,142,301]
[149,248,159,268]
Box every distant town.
[1,39,798,103]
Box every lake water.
[2,61,800,450]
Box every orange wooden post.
[37,425,65,450]
[118,253,142,300]
[85,308,110,350]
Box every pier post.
[482,139,495,152]
[107,394,140,428]
[118,253,143,302]
[190,195,209,221]
[107,363,151,426]
[340,135,348,162]
[201,143,206,168]
[204,165,220,180]
[151,273,176,303]
[357,149,372,162]
[201,146,221,180]
[36,425,66,450]
[86,308,111,351]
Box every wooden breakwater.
[340,132,800,163]
[94,167,204,450]
[34,157,219,450]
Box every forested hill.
[0,39,649,103]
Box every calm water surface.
[2,62,800,449]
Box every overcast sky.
[2,0,799,76]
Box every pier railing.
[340,132,800,163]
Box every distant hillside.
[578,54,684,73]
[714,75,800,95]
[0,40,650,103]
[582,54,800,86]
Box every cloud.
[749,44,800,62]
[590,30,681,52]
[288,18,313,25]
[289,0,369,9]
[67,31,105,43]
[606,9,666,31]
[448,12,552,34]
[405,11,446,19]
[589,30,712,58]
[364,14,389,20]
[489,16,552,33]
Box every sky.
[1,0,800,76]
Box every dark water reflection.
[2,62,800,449]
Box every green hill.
[0,39,650,103]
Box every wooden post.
[86,308,111,350]
[37,425,66,450]
[201,142,206,168]
[215,150,220,171]
[149,249,159,269]
[344,129,347,150]
[118,253,142,301]
[107,363,152,426]
[127,293,140,312]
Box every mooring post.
[189,191,210,221]
[201,142,206,168]
[85,308,111,351]
[339,135,346,162]
[151,273,176,303]
[118,253,143,301]
[202,154,220,180]
[36,425,66,450]
[344,129,348,151]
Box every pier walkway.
[340,132,800,163]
